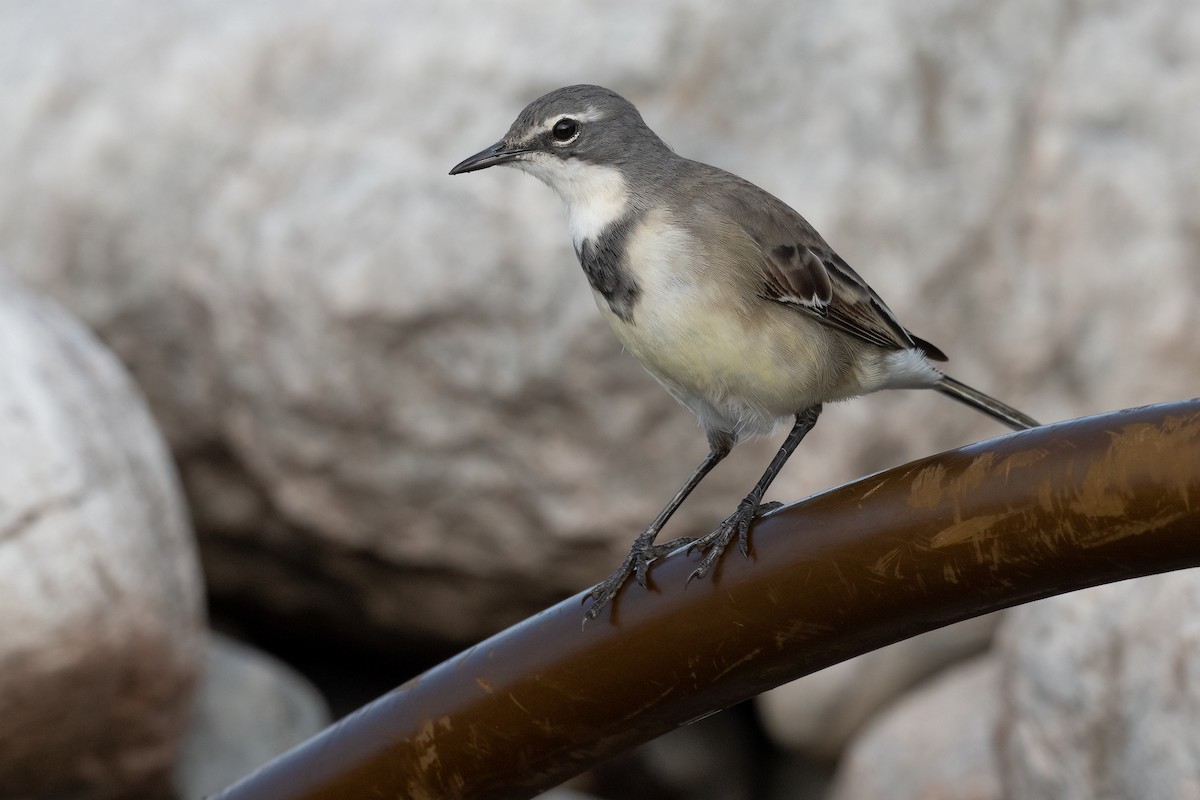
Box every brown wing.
[761,243,833,308]
[811,248,946,361]
[704,168,948,361]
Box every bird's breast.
[587,210,852,436]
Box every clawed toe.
[583,535,696,622]
[583,571,627,622]
[583,497,777,620]
[685,498,771,585]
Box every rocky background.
[0,0,1197,798]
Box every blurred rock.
[0,274,204,799]
[174,633,332,799]
[998,573,1200,800]
[0,0,1196,647]
[829,657,1002,800]
[828,573,1200,799]
[757,613,1000,761]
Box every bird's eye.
[552,118,579,142]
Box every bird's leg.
[688,405,823,584]
[584,444,730,621]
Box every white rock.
[998,573,1200,800]
[174,633,332,799]
[828,573,1200,799]
[0,274,205,798]
[829,656,1003,800]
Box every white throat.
[515,155,631,251]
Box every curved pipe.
[215,399,1200,800]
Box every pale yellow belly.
[591,209,865,438]
[595,286,858,438]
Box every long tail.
[935,375,1040,431]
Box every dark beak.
[449,141,528,175]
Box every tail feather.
[935,375,1039,431]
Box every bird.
[449,84,1038,621]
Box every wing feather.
[699,169,948,362]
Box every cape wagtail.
[450,85,1038,621]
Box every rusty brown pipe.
[214,399,1200,800]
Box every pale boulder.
[174,633,332,799]
[830,657,1003,800]
[998,574,1200,800]
[828,573,1200,799]
[0,275,205,799]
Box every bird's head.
[449,84,670,193]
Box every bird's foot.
[686,499,780,584]
[583,534,695,622]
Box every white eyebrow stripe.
[540,107,606,129]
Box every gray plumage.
[451,85,1038,620]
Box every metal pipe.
[214,399,1200,800]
